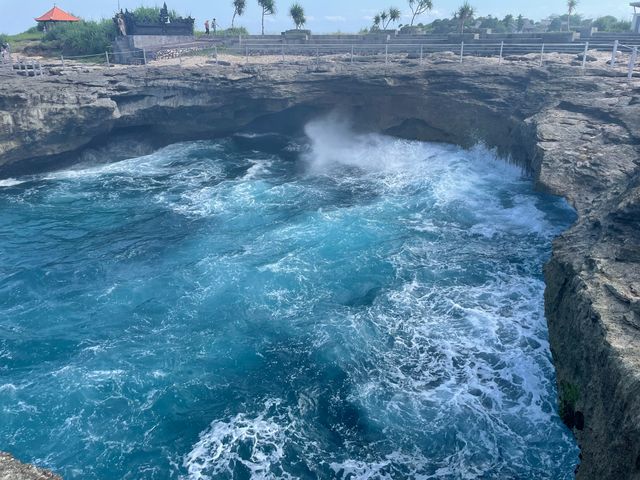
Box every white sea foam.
[183,399,297,480]
[0,178,25,187]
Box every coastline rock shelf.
[0,62,639,479]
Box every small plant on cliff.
[289,3,306,30]
[231,0,247,28]
[455,1,475,34]
[257,0,277,35]
[408,0,433,26]
[559,381,580,426]
[567,0,578,31]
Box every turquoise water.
[0,119,579,479]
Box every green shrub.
[219,27,249,35]
[43,20,117,56]
[130,6,180,23]
[593,16,632,32]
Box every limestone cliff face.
[0,62,639,479]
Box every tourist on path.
[204,20,210,35]
[212,18,217,34]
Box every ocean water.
[0,118,579,479]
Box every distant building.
[35,6,80,32]
[632,2,640,33]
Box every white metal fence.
[4,41,639,80]
[155,41,640,78]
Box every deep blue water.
[0,119,579,479]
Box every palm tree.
[456,1,475,34]
[231,0,246,28]
[289,3,306,29]
[408,0,433,26]
[380,10,389,29]
[372,13,382,29]
[377,7,401,29]
[567,0,578,31]
[388,7,401,27]
[257,0,276,35]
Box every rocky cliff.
[0,61,638,479]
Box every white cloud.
[325,15,347,22]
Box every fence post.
[581,42,589,72]
[351,45,354,64]
[420,45,423,64]
[282,43,285,62]
[539,43,545,67]
[105,52,110,68]
[611,40,618,68]
[142,48,147,65]
[245,46,249,63]
[60,55,65,69]
[460,42,464,63]
[214,46,218,64]
[628,46,638,80]
[499,41,504,65]
[385,44,388,65]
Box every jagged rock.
[0,61,639,480]
[0,453,61,480]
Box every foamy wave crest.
[0,178,25,187]
[183,399,296,480]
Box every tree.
[257,0,276,35]
[567,0,578,31]
[376,7,401,29]
[456,1,475,34]
[516,14,525,32]
[289,3,306,29]
[408,0,433,26]
[503,14,514,32]
[380,11,388,29]
[372,13,382,29]
[388,7,401,27]
[231,0,246,28]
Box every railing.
[166,41,638,78]
[5,41,639,80]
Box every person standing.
[212,18,217,35]
[204,19,210,35]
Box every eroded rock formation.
[0,453,61,480]
[0,61,638,479]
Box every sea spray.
[0,124,578,479]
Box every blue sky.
[0,0,634,35]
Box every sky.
[0,0,634,35]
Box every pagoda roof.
[35,6,80,23]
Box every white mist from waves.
[302,113,412,173]
[302,113,566,240]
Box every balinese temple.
[35,6,81,31]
